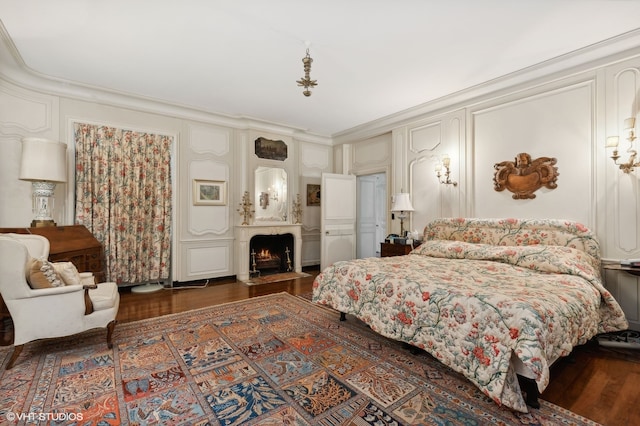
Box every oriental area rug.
[0,293,599,425]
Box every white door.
[357,174,386,258]
[321,173,357,270]
[374,174,387,251]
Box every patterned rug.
[0,292,600,425]
[243,271,311,285]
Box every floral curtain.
[74,123,172,284]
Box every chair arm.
[82,284,97,314]
[19,284,96,315]
[20,284,85,299]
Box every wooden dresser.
[0,225,106,282]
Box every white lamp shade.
[19,138,68,183]
[391,193,414,212]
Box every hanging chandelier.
[296,48,317,97]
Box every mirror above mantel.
[254,166,288,222]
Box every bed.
[312,218,628,412]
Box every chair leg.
[5,344,23,370]
[106,320,117,349]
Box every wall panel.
[471,82,595,225]
[182,242,233,280]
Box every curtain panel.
[74,123,172,285]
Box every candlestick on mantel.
[285,246,292,271]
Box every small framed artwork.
[193,179,227,205]
[306,184,321,206]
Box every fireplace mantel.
[235,224,302,281]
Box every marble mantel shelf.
[235,224,302,281]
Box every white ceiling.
[2,1,640,137]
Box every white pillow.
[52,262,82,286]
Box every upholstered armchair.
[0,233,119,369]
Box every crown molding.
[332,28,640,145]
[0,22,332,146]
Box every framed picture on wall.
[306,184,321,206]
[193,179,227,205]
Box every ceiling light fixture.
[296,47,317,97]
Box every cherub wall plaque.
[493,153,558,199]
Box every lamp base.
[131,283,165,293]
[31,219,56,227]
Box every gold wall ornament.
[291,193,302,224]
[493,153,559,199]
[296,48,317,97]
[237,191,255,225]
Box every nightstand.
[602,263,640,277]
[380,242,420,257]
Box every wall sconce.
[259,192,269,209]
[606,117,638,173]
[268,186,279,202]
[434,154,458,186]
[19,137,68,227]
[391,192,414,237]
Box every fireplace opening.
[249,233,294,276]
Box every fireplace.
[250,234,294,275]
[235,224,302,281]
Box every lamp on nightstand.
[19,138,68,227]
[391,192,414,237]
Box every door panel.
[357,175,377,258]
[375,175,387,248]
[321,173,356,269]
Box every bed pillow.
[53,262,82,286]
[26,258,64,289]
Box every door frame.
[353,166,390,256]
[356,171,388,258]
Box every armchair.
[0,234,119,369]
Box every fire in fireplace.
[249,233,294,275]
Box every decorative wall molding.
[189,124,230,156]
[180,242,233,281]
[408,121,441,153]
[188,159,230,236]
[610,66,640,253]
[300,141,330,170]
[0,80,57,136]
[352,134,391,170]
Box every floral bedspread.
[312,240,628,412]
